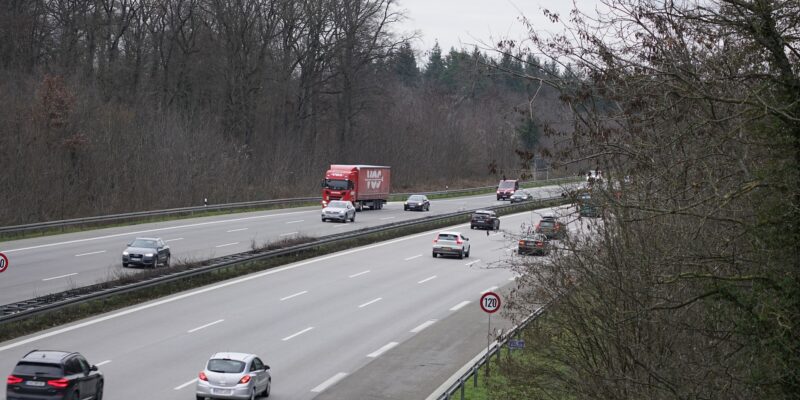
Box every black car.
[404,195,430,211]
[6,350,104,400]
[509,189,533,203]
[518,233,551,255]
[122,237,171,268]
[470,210,499,230]
[535,215,567,240]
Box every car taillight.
[536,242,543,247]
[433,239,438,243]
[535,223,540,230]
[519,240,525,245]
[198,372,208,381]
[239,375,251,384]
[7,375,23,385]
[456,238,463,244]
[47,378,69,388]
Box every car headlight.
[123,251,129,256]
[404,201,408,205]
[145,253,154,257]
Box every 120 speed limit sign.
[480,292,501,314]
[0,252,8,273]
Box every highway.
[0,205,580,400]
[0,185,568,305]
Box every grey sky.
[392,0,602,60]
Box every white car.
[432,231,471,259]
[321,200,356,223]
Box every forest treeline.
[0,0,570,226]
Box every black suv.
[6,350,104,400]
[470,210,499,230]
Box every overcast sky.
[392,0,602,61]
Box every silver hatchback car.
[196,352,271,400]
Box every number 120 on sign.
[480,292,501,314]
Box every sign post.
[0,252,8,274]
[480,292,501,377]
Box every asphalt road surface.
[0,205,586,400]
[0,185,568,305]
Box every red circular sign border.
[480,291,501,314]
[0,252,8,273]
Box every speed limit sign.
[0,252,8,273]
[480,292,501,314]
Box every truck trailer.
[321,165,391,211]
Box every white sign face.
[480,292,501,314]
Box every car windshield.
[324,179,350,190]
[498,181,515,189]
[207,359,245,373]
[328,201,347,209]
[130,239,157,248]
[437,234,458,241]
[408,195,424,201]
[13,362,63,376]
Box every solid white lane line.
[410,320,437,333]
[380,217,396,220]
[311,372,348,393]
[333,224,349,228]
[174,378,197,390]
[286,220,304,224]
[282,327,313,341]
[465,259,481,266]
[2,209,315,253]
[227,228,248,233]
[165,238,184,242]
[358,298,382,308]
[0,217,497,353]
[42,273,78,281]
[418,275,437,284]
[349,270,370,278]
[279,232,298,237]
[75,250,106,257]
[187,319,224,333]
[481,286,498,294]
[215,242,239,248]
[367,342,398,358]
[404,254,422,261]
[450,301,470,311]
[280,291,308,301]
[95,360,112,366]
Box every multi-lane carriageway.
[0,185,584,399]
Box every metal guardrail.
[0,177,577,236]
[0,195,565,324]
[434,302,553,400]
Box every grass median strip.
[0,199,566,343]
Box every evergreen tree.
[424,42,445,83]
[393,42,418,86]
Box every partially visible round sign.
[480,292,501,314]
[0,252,8,273]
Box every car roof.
[133,237,161,241]
[209,352,255,362]
[474,209,494,214]
[21,350,76,363]
[437,231,462,236]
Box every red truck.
[321,165,391,211]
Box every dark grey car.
[6,350,104,400]
[122,237,170,267]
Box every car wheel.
[122,262,128,267]
[425,204,429,211]
[470,225,474,230]
[264,378,271,397]
[164,255,170,268]
[432,252,437,258]
[322,217,326,222]
[197,396,205,400]
[96,381,104,400]
[350,213,355,222]
[249,387,256,400]
[466,248,470,258]
[404,206,408,211]
[67,390,79,400]
[458,250,464,259]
